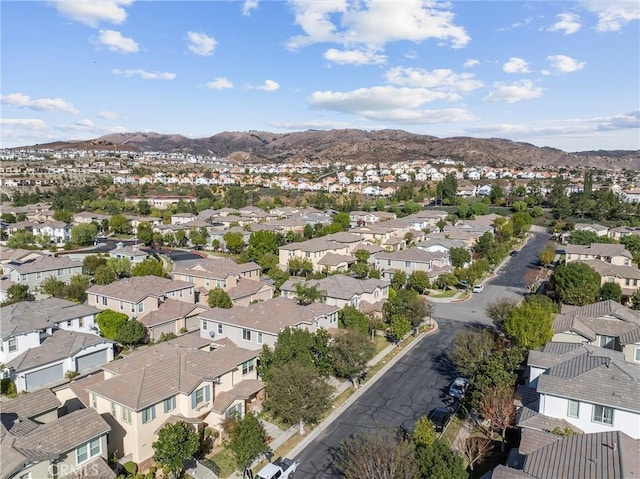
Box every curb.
[288,320,440,460]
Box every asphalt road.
[293,231,551,478]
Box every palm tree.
[294,282,325,305]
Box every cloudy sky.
[2,0,639,152]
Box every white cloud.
[0,118,48,130]
[286,0,469,51]
[95,29,139,53]
[242,0,258,16]
[548,13,582,34]
[187,31,217,56]
[582,1,640,32]
[269,120,352,130]
[97,110,119,120]
[112,69,176,80]
[251,80,280,92]
[503,57,530,74]
[323,48,386,65]
[547,54,586,73]
[483,80,544,103]
[385,67,483,93]
[1,93,79,114]
[308,86,476,123]
[206,77,234,90]
[51,0,133,27]
[74,119,94,128]
[463,59,479,68]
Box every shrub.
[65,370,80,380]
[123,461,138,475]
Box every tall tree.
[222,412,270,479]
[538,245,556,268]
[599,282,622,302]
[415,439,468,479]
[115,319,146,348]
[477,385,516,452]
[223,232,245,254]
[131,258,165,277]
[436,173,458,205]
[96,310,128,340]
[153,421,200,478]
[450,329,497,379]
[503,300,555,350]
[408,271,431,294]
[331,329,375,387]
[551,262,601,305]
[485,298,517,331]
[265,362,334,434]
[294,282,325,305]
[207,287,232,308]
[71,223,98,246]
[449,247,471,268]
[339,306,370,335]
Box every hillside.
[28,129,640,170]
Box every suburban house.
[108,242,150,264]
[1,298,114,392]
[520,341,640,439]
[551,300,640,364]
[138,300,209,341]
[1,391,114,479]
[608,226,640,241]
[574,222,610,237]
[0,246,44,265]
[278,232,365,273]
[199,297,340,350]
[280,275,390,311]
[2,255,83,292]
[579,259,640,303]
[564,243,634,266]
[72,211,111,225]
[0,276,13,303]
[31,220,71,244]
[82,339,263,466]
[372,247,452,281]
[86,276,195,318]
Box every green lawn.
[208,450,235,478]
[431,289,458,298]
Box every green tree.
[7,230,35,249]
[339,306,369,335]
[83,254,107,275]
[599,282,622,302]
[1,212,16,223]
[449,329,497,379]
[384,288,428,329]
[436,173,458,205]
[408,271,431,294]
[489,184,504,205]
[630,288,640,310]
[223,232,245,254]
[115,319,146,347]
[131,258,165,277]
[331,329,375,386]
[503,299,555,350]
[42,277,66,297]
[153,421,200,478]
[415,439,468,479]
[96,310,128,340]
[470,201,489,216]
[66,274,91,303]
[207,287,232,308]
[538,245,556,268]
[473,231,497,258]
[412,417,438,449]
[334,429,417,479]
[71,223,98,246]
[53,209,73,223]
[354,249,371,264]
[551,262,601,305]
[224,186,247,209]
[222,413,270,478]
[294,282,325,305]
[449,247,471,268]
[265,362,334,434]
[188,227,208,249]
[109,214,131,234]
[388,314,411,344]
[137,200,151,215]
[137,222,154,245]
[94,264,117,285]
[248,230,281,260]
[485,298,517,331]
[4,284,30,304]
[390,271,407,290]
[106,257,131,278]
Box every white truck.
[254,457,298,479]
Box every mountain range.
[29,129,640,170]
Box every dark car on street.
[428,406,453,433]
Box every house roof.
[4,255,81,274]
[60,457,115,479]
[536,354,640,412]
[172,257,259,279]
[0,388,61,419]
[281,275,389,301]
[7,330,113,373]
[522,431,639,479]
[564,243,633,259]
[0,246,44,263]
[86,275,192,303]
[1,298,100,340]
[528,342,624,370]
[68,371,106,407]
[374,247,447,262]
[280,238,347,253]
[138,299,206,327]
[211,379,264,414]
[317,252,356,266]
[226,278,273,301]
[199,297,339,335]
[89,342,258,410]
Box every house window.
[121,406,132,424]
[119,301,124,311]
[405,261,411,268]
[21,274,27,282]
[257,332,263,344]
[225,402,242,418]
[592,405,614,425]
[242,329,251,341]
[188,275,194,283]
[205,279,210,287]
[598,335,616,350]
[58,269,63,276]
[102,296,107,306]
[242,359,254,375]
[191,385,211,408]
[36,272,42,279]
[67,320,73,326]
[202,320,208,331]
[90,393,97,408]
[18,473,31,479]
[138,303,144,313]
[635,348,640,362]
[387,260,391,266]
[79,317,84,327]
[567,400,579,418]
[163,396,176,413]
[77,437,101,464]
[110,402,117,416]
[141,405,156,424]
[8,338,18,352]
[217,323,223,334]
[131,304,135,313]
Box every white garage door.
[76,349,108,371]
[25,363,64,390]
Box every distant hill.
[27,129,640,170]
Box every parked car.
[448,377,470,400]
[428,406,454,433]
[509,250,518,257]
[472,284,484,293]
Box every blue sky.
[2,0,639,152]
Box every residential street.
[292,231,551,478]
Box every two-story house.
[108,242,150,265]
[2,255,83,292]
[1,390,114,479]
[199,297,340,350]
[578,260,640,303]
[31,220,70,245]
[278,233,365,273]
[564,243,634,266]
[372,247,452,281]
[1,298,114,392]
[83,339,262,466]
[86,276,195,319]
[280,275,390,311]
